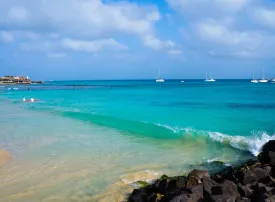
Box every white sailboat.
[156,69,165,82]
[205,72,216,82]
[251,72,259,83]
[259,69,268,83]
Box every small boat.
[251,72,258,83]
[259,69,268,83]
[156,69,165,82]
[181,80,184,83]
[271,78,275,83]
[205,72,216,82]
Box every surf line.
[23,98,39,102]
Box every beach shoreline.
[128,141,275,202]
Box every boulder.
[236,198,251,202]
[250,192,269,202]
[148,193,164,202]
[255,183,268,194]
[211,194,236,202]
[186,176,201,187]
[259,140,275,165]
[213,166,238,183]
[236,167,269,185]
[271,167,275,179]
[176,177,186,189]
[238,183,253,197]
[169,194,192,202]
[221,180,240,199]
[262,176,275,187]
[128,189,148,202]
[202,177,221,198]
[170,185,203,202]
[188,169,210,180]
[155,176,178,195]
[186,170,209,186]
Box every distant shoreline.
[0,81,43,85]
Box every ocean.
[0,80,275,201]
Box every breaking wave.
[155,124,275,156]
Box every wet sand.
[0,149,11,167]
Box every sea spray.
[154,124,275,156]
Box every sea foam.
[155,123,275,156]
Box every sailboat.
[251,72,259,83]
[156,69,165,82]
[205,72,216,82]
[259,69,268,83]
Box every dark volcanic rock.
[221,180,240,199]
[127,141,275,202]
[187,170,210,187]
[188,170,210,180]
[176,176,187,189]
[211,194,236,202]
[236,167,270,185]
[170,185,203,202]
[213,166,238,183]
[259,140,275,165]
[238,183,253,197]
[129,189,148,202]
[155,176,186,195]
[202,177,221,199]
[236,197,251,202]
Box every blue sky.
[0,0,275,80]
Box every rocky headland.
[128,140,275,202]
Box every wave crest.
[155,124,275,156]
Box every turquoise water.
[0,80,275,201]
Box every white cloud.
[167,49,182,55]
[47,53,67,58]
[0,0,160,38]
[61,38,128,52]
[0,0,175,53]
[0,31,14,43]
[167,0,275,58]
[20,38,127,54]
[20,41,55,52]
[166,0,250,16]
[143,35,175,50]
[252,7,275,27]
[194,18,275,56]
[195,19,264,48]
[142,35,181,53]
[8,6,30,23]
[214,0,250,12]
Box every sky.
[0,0,275,80]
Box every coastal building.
[0,76,31,84]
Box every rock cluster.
[128,140,275,202]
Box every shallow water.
[0,80,274,201]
